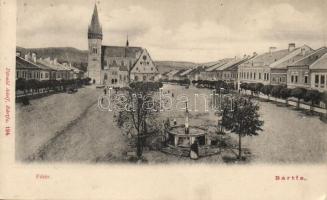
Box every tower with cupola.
[87,4,102,84]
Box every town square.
[15,0,327,164]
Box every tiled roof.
[270,45,313,69]
[215,58,248,71]
[308,50,327,70]
[173,69,188,77]
[205,58,233,72]
[16,56,52,71]
[251,49,291,66]
[37,59,70,71]
[179,68,194,76]
[166,70,180,76]
[288,47,327,67]
[101,46,143,59]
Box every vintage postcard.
[1,0,327,199]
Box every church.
[87,4,159,86]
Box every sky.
[17,0,327,62]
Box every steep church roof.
[101,46,143,59]
[88,4,102,39]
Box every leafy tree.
[304,89,321,112]
[291,87,307,109]
[260,85,273,100]
[16,78,26,94]
[240,82,248,92]
[254,83,264,96]
[222,96,264,159]
[280,87,291,105]
[248,83,257,96]
[115,82,161,160]
[270,85,285,100]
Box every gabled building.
[16,52,52,81]
[238,43,312,86]
[309,51,327,92]
[287,47,327,89]
[270,45,313,85]
[215,57,249,83]
[87,4,158,86]
[199,59,232,81]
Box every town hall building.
[87,4,158,86]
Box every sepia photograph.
[14,0,327,166]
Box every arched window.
[135,76,139,81]
[143,76,146,81]
[104,73,108,80]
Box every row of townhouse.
[164,57,252,87]
[238,43,327,92]
[16,51,85,81]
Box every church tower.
[88,3,102,84]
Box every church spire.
[88,3,103,40]
[126,34,129,47]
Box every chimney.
[32,52,37,63]
[16,51,21,57]
[301,48,306,56]
[288,43,295,52]
[25,52,31,60]
[269,47,277,54]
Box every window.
[264,73,266,80]
[321,75,325,88]
[143,76,146,81]
[92,47,97,54]
[254,73,256,79]
[315,75,319,86]
[267,73,269,80]
[16,71,19,78]
[250,72,252,79]
[295,75,298,83]
[259,73,261,80]
[304,75,308,84]
[320,75,325,84]
[291,75,294,83]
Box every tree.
[261,85,273,100]
[248,83,257,96]
[221,96,264,160]
[240,83,248,94]
[304,89,321,112]
[321,91,327,118]
[254,83,264,96]
[115,82,161,160]
[290,87,307,109]
[16,78,26,94]
[280,87,291,105]
[270,85,285,100]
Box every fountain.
[162,102,221,158]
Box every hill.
[16,46,88,71]
[16,46,223,74]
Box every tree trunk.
[310,101,314,112]
[238,133,242,160]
